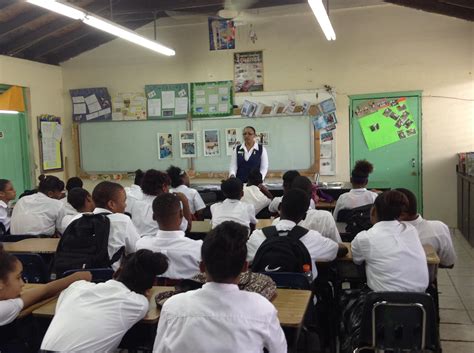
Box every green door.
[349,91,422,212]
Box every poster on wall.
[256,131,270,146]
[179,131,197,158]
[208,18,236,50]
[70,87,112,122]
[38,114,64,172]
[157,133,173,160]
[234,51,264,93]
[203,129,221,157]
[225,128,242,156]
[191,81,233,117]
[145,83,189,119]
[112,93,147,120]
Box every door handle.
[411,158,416,168]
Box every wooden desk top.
[3,238,59,254]
[315,201,336,210]
[191,219,274,233]
[18,284,58,319]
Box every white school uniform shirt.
[333,188,378,221]
[129,194,188,236]
[247,219,339,278]
[404,215,456,267]
[268,196,316,214]
[57,201,79,234]
[229,143,269,180]
[153,282,287,353]
[0,298,23,326]
[136,230,202,279]
[170,185,206,214]
[10,192,63,236]
[210,198,257,229]
[0,200,11,232]
[242,185,271,215]
[41,280,148,353]
[125,184,143,213]
[351,220,429,292]
[272,209,342,243]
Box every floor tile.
[449,276,474,287]
[440,323,474,341]
[461,298,474,310]
[440,309,472,324]
[442,340,474,353]
[447,267,474,276]
[439,296,465,310]
[468,310,474,322]
[438,284,458,297]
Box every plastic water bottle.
[303,264,312,285]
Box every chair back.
[260,272,311,290]
[62,268,114,283]
[13,253,49,283]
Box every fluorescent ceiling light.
[26,0,175,56]
[308,0,336,41]
[0,110,20,114]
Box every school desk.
[3,238,59,254]
[315,201,337,211]
[18,284,59,319]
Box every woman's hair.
[38,174,64,194]
[373,190,409,221]
[92,181,123,209]
[67,187,91,211]
[141,169,170,196]
[351,160,374,184]
[166,165,185,188]
[243,126,256,134]
[66,177,83,192]
[134,169,144,186]
[0,244,18,282]
[0,179,10,192]
[116,249,168,295]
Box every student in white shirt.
[167,165,206,220]
[129,169,192,236]
[242,169,273,215]
[59,187,95,233]
[58,177,84,225]
[333,160,378,221]
[125,169,144,214]
[211,177,257,231]
[41,249,168,352]
[137,193,202,279]
[0,245,91,327]
[248,189,347,279]
[351,190,429,292]
[0,179,16,234]
[154,221,287,353]
[397,188,456,267]
[10,175,65,236]
[268,171,316,214]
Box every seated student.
[10,175,64,236]
[153,221,287,353]
[58,187,95,233]
[59,176,84,220]
[0,245,91,327]
[41,249,168,352]
[129,169,191,236]
[64,177,83,197]
[333,160,378,221]
[0,179,16,234]
[248,189,346,279]
[167,165,206,220]
[211,177,257,231]
[268,170,315,214]
[241,169,273,215]
[125,169,144,213]
[397,188,456,267]
[136,193,202,279]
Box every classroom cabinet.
[457,172,474,246]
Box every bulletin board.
[145,83,189,119]
[70,87,112,122]
[38,114,64,172]
[191,81,233,117]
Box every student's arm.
[337,243,349,257]
[332,199,343,221]
[193,192,206,221]
[247,204,257,232]
[351,233,368,265]
[125,220,140,254]
[260,147,269,180]
[21,271,92,308]
[153,308,171,352]
[175,192,192,231]
[246,230,266,263]
[258,184,274,199]
[437,222,456,268]
[264,309,287,353]
[326,213,342,243]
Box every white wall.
[54,4,474,226]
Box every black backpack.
[345,204,374,237]
[251,225,312,273]
[54,213,124,276]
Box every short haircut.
[166,165,185,188]
[221,177,243,199]
[38,174,64,194]
[291,176,313,197]
[247,169,263,186]
[282,170,300,190]
[152,193,181,222]
[374,190,409,221]
[141,169,170,196]
[281,189,310,221]
[92,181,124,209]
[134,169,144,186]
[395,188,417,216]
[351,160,374,184]
[201,221,248,282]
[0,244,18,282]
[67,187,91,211]
[66,177,83,192]
[117,249,168,295]
[0,179,10,192]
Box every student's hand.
[71,271,93,282]
[336,243,349,258]
[370,189,383,194]
[173,192,187,203]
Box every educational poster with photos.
[38,114,64,172]
[191,81,233,117]
[157,133,173,160]
[208,18,236,51]
[256,132,269,146]
[203,129,221,156]
[234,51,264,93]
[319,130,336,176]
[70,87,112,122]
[225,128,242,156]
[145,84,189,119]
[179,131,197,158]
[111,92,146,120]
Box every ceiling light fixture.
[308,0,336,41]
[0,110,20,114]
[26,0,175,56]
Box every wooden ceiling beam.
[385,0,474,21]
[439,0,474,9]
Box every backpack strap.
[287,225,309,240]
[261,226,278,238]
[109,246,125,266]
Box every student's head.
[351,160,374,188]
[65,177,83,192]
[200,221,248,283]
[280,189,310,223]
[0,245,23,300]
[152,193,182,230]
[282,170,300,192]
[243,126,256,145]
[291,176,313,198]
[247,169,263,186]
[116,249,168,296]
[92,181,126,214]
[38,174,65,199]
[167,165,189,188]
[371,190,409,224]
[0,179,16,202]
[67,187,95,213]
[141,169,170,196]
[396,188,418,221]
[134,169,144,186]
[221,177,243,200]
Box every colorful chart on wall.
[112,92,147,120]
[70,87,112,122]
[208,18,235,50]
[191,81,233,118]
[38,114,63,172]
[234,51,264,93]
[357,97,417,150]
[145,83,189,119]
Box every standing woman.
[229,126,269,183]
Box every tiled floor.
[439,229,474,353]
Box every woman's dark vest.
[235,144,263,183]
